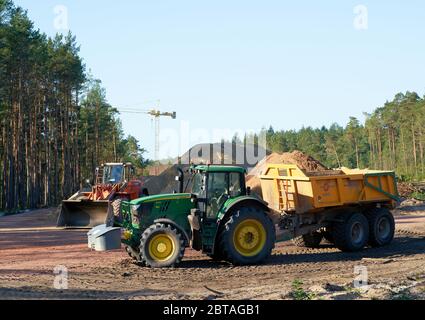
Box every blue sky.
[14,0,425,159]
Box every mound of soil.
[143,165,191,195]
[143,142,267,195]
[270,151,329,172]
[246,151,329,199]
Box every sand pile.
[246,151,329,198]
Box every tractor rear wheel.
[140,223,185,268]
[292,232,323,248]
[366,208,395,247]
[332,212,369,252]
[219,207,275,265]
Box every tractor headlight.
[122,229,133,241]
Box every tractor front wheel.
[219,207,275,265]
[140,223,185,268]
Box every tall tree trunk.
[412,124,418,178]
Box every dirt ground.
[0,204,424,300]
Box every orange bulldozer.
[57,163,145,228]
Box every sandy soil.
[0,204,424,300]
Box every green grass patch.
[411,192,425,201]
[290,280,316,300]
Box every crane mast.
[117,107,177,175]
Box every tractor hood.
[120,193,195,237]
[130,193,192,205]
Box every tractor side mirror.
[176,168,184,193]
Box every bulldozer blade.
[57,200,111,229]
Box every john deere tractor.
[116,165,276,268]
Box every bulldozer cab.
[58,162,139,229]
[97,163,135,185]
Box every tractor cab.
[190,165,248,219]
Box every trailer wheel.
[332,212,369,252]
[366,208,395,247]
[292,232,323,248]
[219,207,275,265]
[140,223,185,268]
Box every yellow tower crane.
[117,106,177,175]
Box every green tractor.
[116,165,276,268]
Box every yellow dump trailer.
[260,164,399,215]
[259,164,399,252]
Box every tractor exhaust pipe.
[176,168,184,193]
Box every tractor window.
[229,172,243,198]
[206,172,229,218]
[191,173,204,195]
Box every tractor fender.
[218,196,270,223]
[153,218,190,247]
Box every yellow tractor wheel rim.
[148,234,175,262]
[233,219,266,257]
